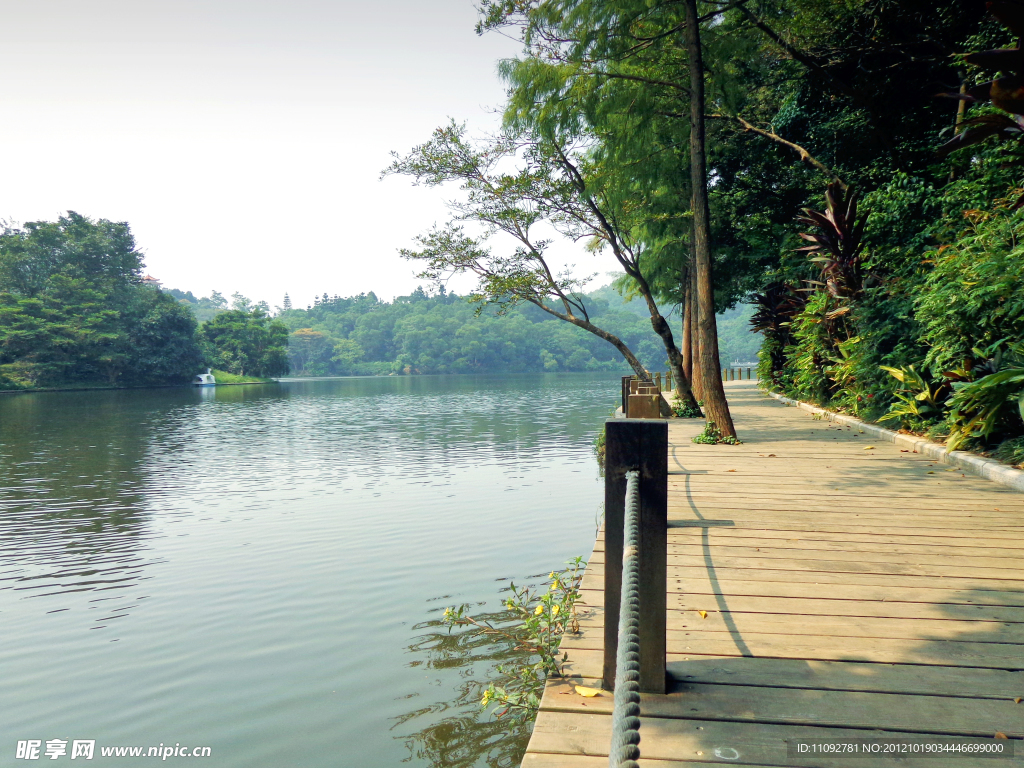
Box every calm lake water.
[0,374,616,767]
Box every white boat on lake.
[193,369,216,387]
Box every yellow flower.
[534,605,544,615]
[549,572,556,579]
[551,605,560,616]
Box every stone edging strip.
[763,389,1024,494]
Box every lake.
[0,374,617,767]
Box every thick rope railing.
[609,469,642,768]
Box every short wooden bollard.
[747,367,752,380]
[627,393,661,419]
[654,372,662,390]
[603,418,667,694]
[666,370,673,390]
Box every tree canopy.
[0,213,203,388]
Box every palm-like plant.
[750,282,807,385]
[750,282,806,340]
[796,181,869,299]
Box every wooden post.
[747,367,752,380]
[603,418,668,694]
[666,370,673,391]
[655,372,662,391]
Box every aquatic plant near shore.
[441,557,586,720]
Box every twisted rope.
[609,469,642,768]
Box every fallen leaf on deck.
[900,449,909,452]
[727,469,736,472]
[698,610,708,619]
[574,686,602,697]
[863,446,876,450]
[1014,697,1022,704]
[767,454,776,457]
[927,471,935,474]
[995,733,1008,739]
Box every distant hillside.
[165,282,761,376]
[588,285,761,366]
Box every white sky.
[0,0,618,309]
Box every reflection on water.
[396,602,532,768]
[0,374,613,767]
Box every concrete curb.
[763,390,1024,494]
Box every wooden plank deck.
[523,380,1024,767]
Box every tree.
[0,212,203,388]
[482,0,747,434]
[231,292,253,313]
[331,338,364,374]
[199,308,290,377]
[681,0,735,436]
[386,121,699,410]
[288,327,334,375]
[121,287,205,386]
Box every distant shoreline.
[0,380,276,396]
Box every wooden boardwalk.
[523,381,1024,767]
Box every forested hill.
[265,286,760,377]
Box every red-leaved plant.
[795,181,869,300]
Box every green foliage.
[441,558,586,721]
[994,436,1024,468]
[751,283,805,391]
[878,365,950,430]
[208,369,273,384]
[593,423,607,469]
[0,213,203,388]
[469,0,1024,460]
[784,291,850,405]
[769,172,1024,455]
[673,399,704,419]
[692,421,741,445]
[199,308,290,378]
[275,287,682,376]
[916,210,1024,374]
[168,288,229,323]
[946,342,1024,451]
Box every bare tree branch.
[706,114,848,188]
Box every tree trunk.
[681,266,693,384]
[688,222,704,401]
[638,294,700,412]
[683,0,736,438]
